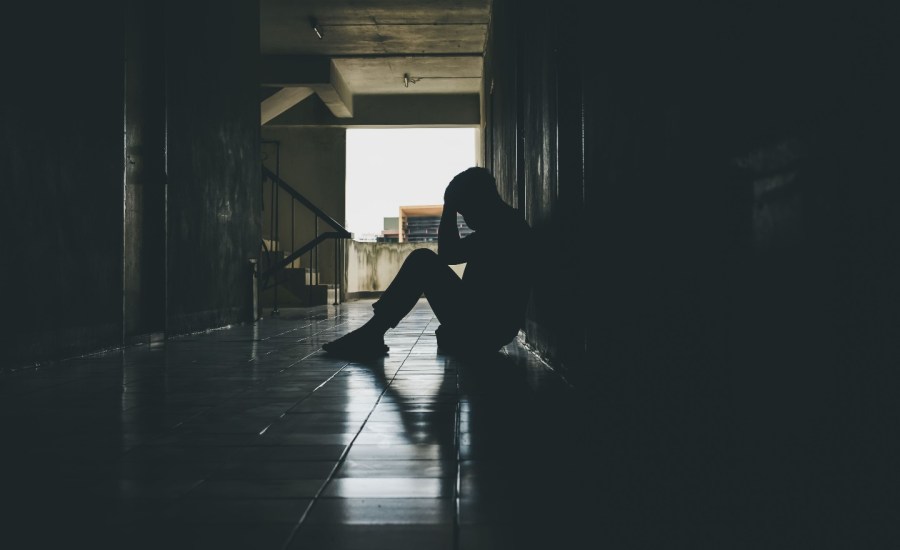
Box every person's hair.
[451,167,500,205]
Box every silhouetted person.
[323,167,532,358]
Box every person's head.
[447,167,502,230]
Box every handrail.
[261,231,344,284]
[260,165,349,309]
[262,167,350,238]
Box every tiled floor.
[1,300,589,550]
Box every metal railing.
[260,166,350,314]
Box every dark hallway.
[3,300,898,549]
[3,0,900,548]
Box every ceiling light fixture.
[309,16,323,39]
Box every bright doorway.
[345,128,478,241]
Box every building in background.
[378,217,400,242]
[399,205,472,243]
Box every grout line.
[280,309,429,550]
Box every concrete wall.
[260,127,346,286]
[164,0,261,334]
[485,0,899,525]
[346,241,465,294]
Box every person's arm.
[438,187,468,264]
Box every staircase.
[259,166,349,313]
[259,242,329,307]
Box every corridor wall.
[484,0,899,519]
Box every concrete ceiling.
[260,0,489,127]
[333,56,482,95]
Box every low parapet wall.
[345,241,466,296]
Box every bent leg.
[373,248,465,327]
[324,249,462,359]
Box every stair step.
[259,284,328,308]
[260,250,284,268]
[262,251,310,271]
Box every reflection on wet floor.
[0,300,587,550]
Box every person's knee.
[406,248,439,270]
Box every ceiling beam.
[261,87,315,125]
[310,61,352,118]
[266,93,480,127]
[261,55,352,118]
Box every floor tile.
[149,524,296,550]
[304,497,454,524]
[322,477,453,498]
[335,459,455,478]
[187,479,326,499]
[163,497,312,523]
[344,443,452,461]
[288,525,454,550]
[239,444,347,461]
[214,461,337,480]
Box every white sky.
[345,128,477,238]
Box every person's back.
[454,202,531,349]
